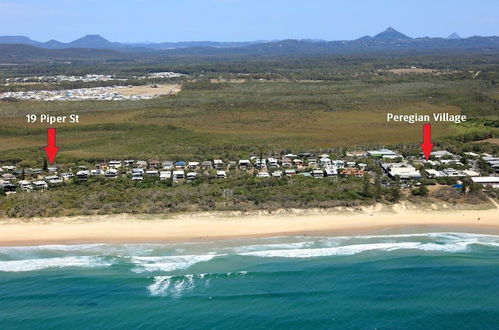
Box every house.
[332,160,345,168]
[95,162,108,170]
[60,172,74,181]
[45,175,63,184]
[2,173,15,181]
[381,163,420,179]
[202,161,212,169]
[213,159,224,169]
[298,152,312,158]
[311,169,324,178]
[2,165,15,172]
[160,171,171,180]
[255,159,267,169]
[471,177,499,188]
[281,158,293,168]
[105,169,119,178]
[172,170,185,181]
[123,159,135,167]
[464,152,479,158]
[430,150,456,159]
[319,157,332,167]
[239,159,251,170]
[32,180,48,190]
[162,161,173,170]
[90,169,104,176]
[483,157,499,173]
[76,170,89,181]
[306,159,318,168]
[175,161,186,169]
[267,158,279,168]
[367,149,398,158]
[358,163,367,170]
[272,170,283,178]
[136,160,148,168]
[293,159,304,167]
[132,172,143,181]
[187,162,200,170]
[442,168,463,177]
[324,168,338,177]
[149,160,161,168]
[30,168,43,175]
[186,172,197,180]
[340,168,365,177]
[108,160,122,168]
[0,181,17,193]
[18,180,33,192]
[216,170,227,179]
[346,151,367,157]
[145,170,159,176]
[463,170,480,177]
[285,169,297,177]
[425,169,443,178]
[132,168,144,175]
[284,153,297,159]
[257,171,270,178]
[47,166,58,173]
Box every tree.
[361,174,372,198]
[387,177,401,202]
[374,175,383,200]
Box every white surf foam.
[0,256,113,272]
[148,274,206,297]
[131,254,218,273]
[228,241,315,253]
[238,239,482,258]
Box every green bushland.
[1,174,370,218]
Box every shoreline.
[0,206,498,246]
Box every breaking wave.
[148,271,248,297]
[0,256,112,272]
[131,254,219,273]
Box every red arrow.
[43,128,59,165]
[420,123,434,160]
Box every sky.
[0,0,497,42]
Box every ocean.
[1,232,499,329]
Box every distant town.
[0,72,185,101]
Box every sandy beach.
[0,206,498,246]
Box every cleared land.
[118,84,181,96]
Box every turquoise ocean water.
[1,232,499,329]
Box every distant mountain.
[0,36,41,47]
[448,32,462,39]
[0,44,133,63]
[67,34,117,49]
[43,39,66,49]
[373,27,412,40]
[0,28,498,63]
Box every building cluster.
[0,86,157,101]
[140,72,186,79]
[3,72,185,85]
[4,74,124,84]
[1,149,498,194]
